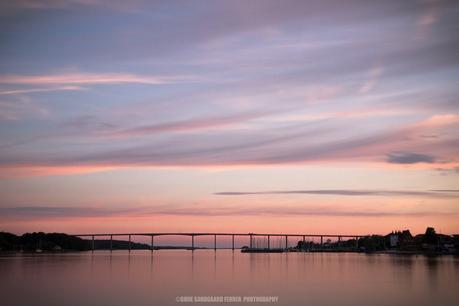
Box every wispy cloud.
[0,86,84,95]
[0,1,458,179]
[1,204,456,219]
[359,65,383,94]
[387,152,435,164]
[1,113,458,176]
[0,206,139,218]
[0,0,141,13]
[0,96,48,120]
[114,111,276,136]
[214,189,459,199]
[0,72,190,86]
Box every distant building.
[389,234,399,247]
[387,230,413,248]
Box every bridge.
[75,232,371,252]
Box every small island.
[0,232,150,252]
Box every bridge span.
[75,232,371,252]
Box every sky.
[0,0,458,237]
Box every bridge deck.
[75,232,370,238]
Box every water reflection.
[0,251,458,306]
[190,251,194,282]
[425,256,440,290]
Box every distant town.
[290,227,458,255]
[0,227,458,255]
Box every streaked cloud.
[0,86,84,95]
[0,96,48,120]
[359,65,383,94]
[0,72,190,86]
[1,113,458,175]
[1,204,456,219]
[387,152,435,164]
[114,111,278,136]
[214,189,459,198]
[0,0,141,13]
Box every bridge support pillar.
[320,236,323,248]
[110,235,113,252]
[191,235,195,251]
[285,235,288,250]
[92,235,94,252]
[128,235,131,252]
[249,234,253,249]
[267,235,270,250]
[214,235,217,251]
[232,235,235,251]
[151,235,154,252]
[355,236,358,250]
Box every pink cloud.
[1,113,458,177]
[0,72,191,86]
[0,86,84,95]
[114,111,273,137]
[359,65,383,94]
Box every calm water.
[0,251,458,306]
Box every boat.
[241,247,285,253]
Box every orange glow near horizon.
[2,212,459,237]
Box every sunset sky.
[1,0,458,237]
